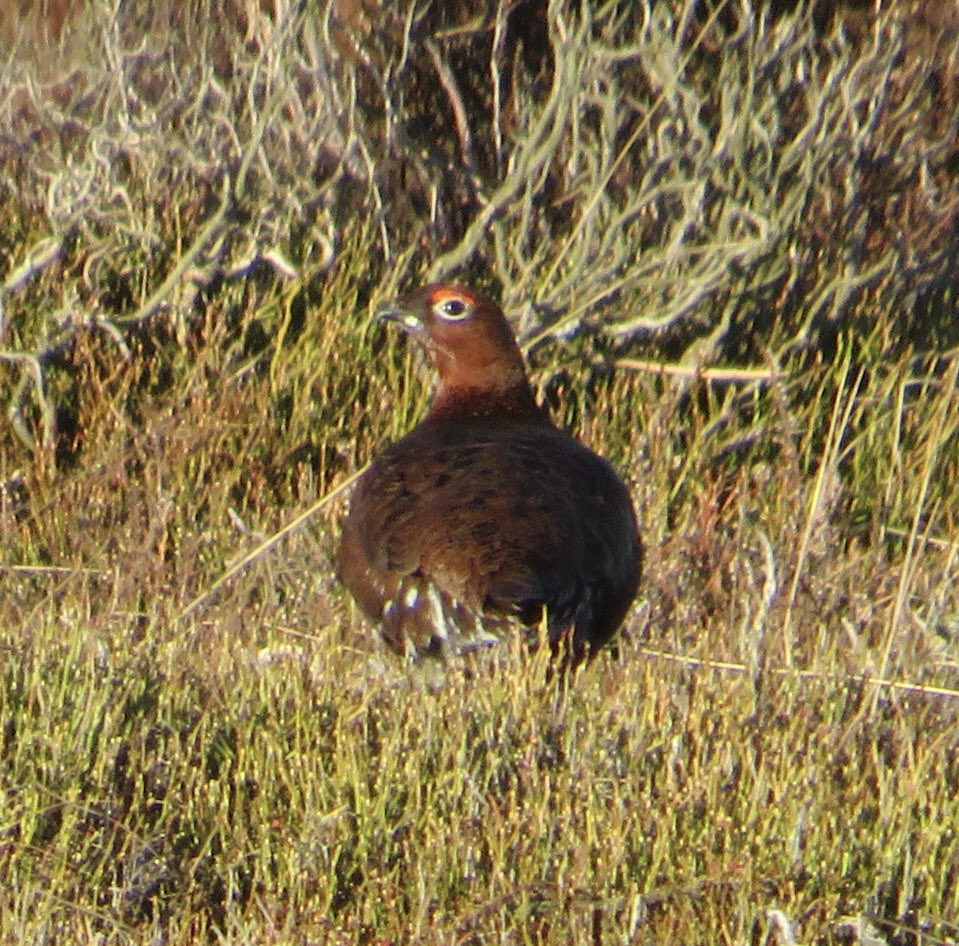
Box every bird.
[337,282,641,665]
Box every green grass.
[2,1,959,943]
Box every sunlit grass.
[1,1,958,944]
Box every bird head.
[377,284,536,417]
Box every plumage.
[337,283,641,664]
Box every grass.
[1,1,959,944]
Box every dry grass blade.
[616,357,781,383]
[638,647,959,701]
[873,356,959,714]
[781,344,862,666]
[177,466,366,622]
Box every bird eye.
[434,297,470,321]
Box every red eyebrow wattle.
[431,288,472,306]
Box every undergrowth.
[1,1,958,944]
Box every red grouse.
[337,283,641,664]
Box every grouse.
[337,283,641,664]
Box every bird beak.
[377,301,427,342]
